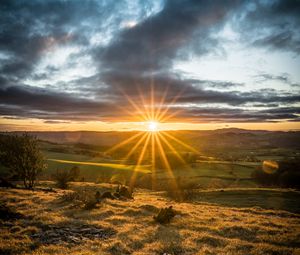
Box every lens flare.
[263,160,279,174]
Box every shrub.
[52,166,81,189]
[52,169,70,189]
[69,166,80,181]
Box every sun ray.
[154,133,181,198]
[156,88,185,122]
[151,132,156,190]
[154,85,169,121]
[119,87,148,121]
[124,93,147,121]
[113,86,146,121]
[129,132,151,189]
[154,134,175,179]
[155,134,178,184]
[159,108,184,123]
[161,131,199,154]
[137,86,152,121]
[150,78,155,120]
[115,105,145,122]
[158,132,187,165]
[106,132,144,154]
[121,132,148,163]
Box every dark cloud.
[235,0,300,54]
[99,0,239,72]
[153,106,300,123]
[0,85,115,121]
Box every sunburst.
[106,83,199,193]
[147,121,159,132]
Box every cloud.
[99,0,239,72]
[43,120,71,124]
[0,0,299,126]
[1,77,299,123]
[0,85,115,121]
[252,31,300,54]
[0,0,126,81]
[165,106,300,123]
[254,73,300,88]
[234,0,300,54]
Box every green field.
[42,148,259,189]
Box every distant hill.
[3,129,300,151]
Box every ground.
[1,182,300,255]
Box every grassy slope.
[1,183,300,255]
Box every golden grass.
[0,182,299,255]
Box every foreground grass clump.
[0,182,299,255]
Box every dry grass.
[0,182,299,255]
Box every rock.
[29,224,116,245]
[101,191,115,199]
[118,186,133,199]
[153,206,176,224]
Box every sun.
[106,83,199,193]
[148,121,158,132]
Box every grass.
[42,149,258,188]
[42,151,151,183]
[0,182,299,255]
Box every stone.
[118,186,133,199]
[101,191,115,199]
[153,206,176,224]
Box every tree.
[0,134,45,188]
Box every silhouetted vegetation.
[0,177,16,188]
[0,203,23,220]
[0,134,45,189]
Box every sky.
[0,0,300,131]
